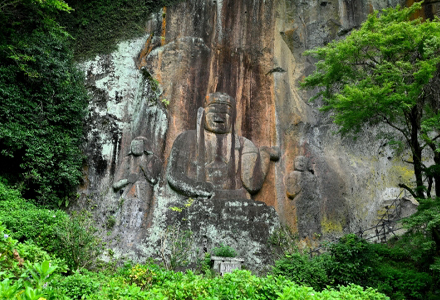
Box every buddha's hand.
[194,181,214,198]
[260,146,281,161]
[112,179,129,191]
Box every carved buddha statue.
[167,92,279,200]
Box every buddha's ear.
[196,107,205,132]
[196,107,206,181]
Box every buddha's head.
[130,136,152,156]
[294,156,308,172]
[204,93,236,134]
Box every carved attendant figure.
[113,136,162,192]
[167,92,279,199]
[286,156,321,238]
[286,156,312,200]
[112,136,162,233]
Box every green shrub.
[0,180,69,256]
[0,260,66,300]
[56,210,105,271]
[277,283,390,300]
[327,234,377,286]
[87,276,149,300]
[272,252,332,291]
[211,243,237,258]
[273,234,436,299]
[126,264,157,290]
[1,221,70,299]
[374,265,431,300]
[0,207,68,253]
[55,272,100,299]
[271,234,376,290]
[0,181,103,272]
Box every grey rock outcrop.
[74,0,440,269]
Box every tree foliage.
[0,0,89,205]
[58,0,186,60]
[302,2,440,199]
[0,0,188,205]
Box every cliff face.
[78,0,437,266]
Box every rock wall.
[77,0,437,269]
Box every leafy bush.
[0,181,103,272]
[0,260,66,300]
[277,283,389,300]
[327,234,377,286]
[126,264,157,290]
[0,180,69,257]
[273,234,436,299]
[56,211,105,271]
[272,252,332,291]
[401,198,440,266]
[54,272,100,299]
[127,268,387,300]
[1,221,69,299]
[373,264,432,300]
[212,243,237,258]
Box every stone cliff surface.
[77,0,439,269]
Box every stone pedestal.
[166,198,280,272]
[211,256,245,275]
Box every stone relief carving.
[167,92,280,200]
[286,156,314,200]
[286,156,321,238]
[113,136,162,198]
[109,136,162,251]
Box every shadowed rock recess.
[77,0,437,271]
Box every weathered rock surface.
[166,198,280,272]
[75,0,438,269]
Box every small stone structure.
[212,256,245,275]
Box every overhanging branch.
[398,183,417,199]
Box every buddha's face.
[204,103,232,134]
[294,156,307,171]
[131,139,144,156]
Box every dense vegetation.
[272,233,438,299]
[0,0,183,206]
[1,180,390,299]
[58,0,184,60]
[2,179,438,299]
[0,0,88,205]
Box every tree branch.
[398,183,417,199]
[378,113,410,144]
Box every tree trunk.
[410,107,425,199]
[433,152,440,197]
